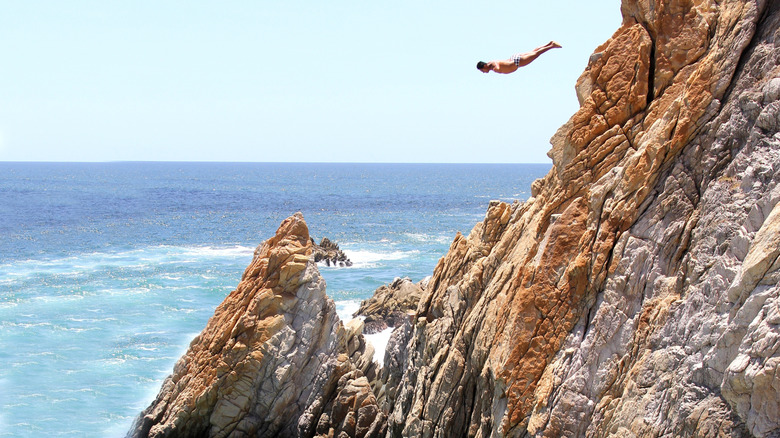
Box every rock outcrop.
[130,1,780,437]
[312,237,353,267]
[384,0,780,437]
[354,277,425,334]
[127,213,383,438]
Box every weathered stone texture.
[355,277,425,334]
[127,213,383,438]
[312,237,353,267]
[385,1,780,437]
[129,1,780,437]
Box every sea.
[0,162,550,437]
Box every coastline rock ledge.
[130,0,780,436]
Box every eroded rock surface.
[384,1,780,437]
[127,213,383,438]
[354,277,425,334]
[129,1,780,437]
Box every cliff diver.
[477,41,561,74]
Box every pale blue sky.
[1,1,622,163]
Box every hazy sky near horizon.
[1,1,622,163]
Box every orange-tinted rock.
[129,1,780,436]
[385,1,780,437]
[128,213,384,438]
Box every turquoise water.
[0,162,549,437]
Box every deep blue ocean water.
[0,162,550,437]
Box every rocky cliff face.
[130,0,780,437]
[385,0,780,436]
[127,213,384,438]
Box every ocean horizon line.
[0,160,553,166]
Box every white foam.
[403,233,451,244]
[364,327,393,366]
[180,245,255,258]
[0,245,255,280]
[336,300,362,322]
[343,249,419,269]
[50,397,79,404]
[161,306,196,314]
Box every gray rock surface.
[127,214,382,438]
[354,277,425,334]
[312,237,353,267]
[382,1,780,437]
[129,2,780,437]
